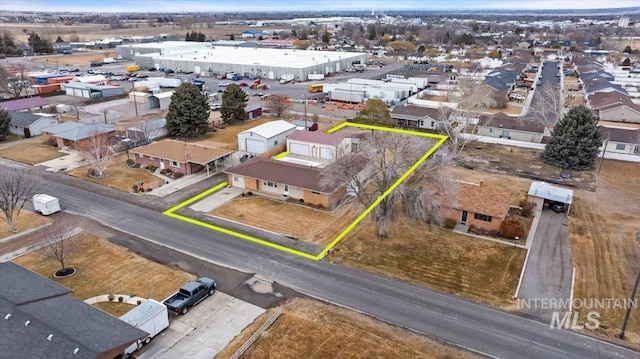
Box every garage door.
[320,147,334,159]
[289,143,309,156]
[246,139,266,154]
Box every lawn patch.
[0,141,65,164]
[0,211,50,238]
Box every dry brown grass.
[198,117,275,149]
[30,51,118,66]
[0,211,51,238]
[334,219,526,307]
[66,153,165,192]
[0,141,65,164]
[217,298,478,359]
[93,302,136,317]
[569,159,640,347]
[482,104,524,115]
[13,232,195,316]
[209,197,357,246]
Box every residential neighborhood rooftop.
[287,130,345,147]
[449,181,512,218]
[239,120,296,139]
[130,139,234,165]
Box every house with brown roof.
[130,139,234,176]
[440,181,512,232]
[476,113,546,143]
[286,130,351,160]
[588,92,640,124]
[599,126,640,155]
[391,104,447,131]
[224,156,347,208]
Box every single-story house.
[0,96,48,111]
[244,103,263,121]
[147,91,173,110]
[224,156,346,208]
[588,92,640,124]
[476,113,546,143]
[286,130,351,160]
[8,111,59,138]
[130,139,234,176]
[391,104,447,131]
[64,82,125,99]
[599,126,640,155]
[41,122,116,150]
[291,119,319,131]
[527,181,573,216]
[441,181,512,232]
[125,118,168,144]
[0,262,147,359]
[237,120,296,155]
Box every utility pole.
[595,136,609,187]
[304,94,308,130]
[619,232,640,340]
[131,82,139,117]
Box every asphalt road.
[6,163,637,359]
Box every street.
[5,162,637,359]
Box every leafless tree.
[0,169,41,232]
[527,81,563,127]
[321,132,456,237]
[438,107,477,159]
[0,64,29,99]
[37,217,81,276]
[130,119,163,144]
[82,130,114,178]
[267,93,292,118]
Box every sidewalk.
[147,171,213,198]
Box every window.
[233,176,240,182]
[170,160,179,167]
[489,128,495,133]
[431,121,434,127]
[474,213,492,222]
[274,140,278,145]
[420,120,424,126]
[149,156,155,161]
[616,143,626,151]
[265,181,277,188]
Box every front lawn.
[0,141,65,164]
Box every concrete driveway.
[138,292,265,359]
[517,210,573,320]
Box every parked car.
[209,103,221,110]
[551,203,566,213]
[163,277,216,315]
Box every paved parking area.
[138,292,265,359]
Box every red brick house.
[130,139,234,176]
[41,122,115,151]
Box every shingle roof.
[448,182,512,218]
[239,120,296,139]
[599,126,640,144]
[0,262,147,359]
[245,103,262,112]
[9,111,46,127]
[0,96,48,111]
[589,92,640,112]
[43,122,115,142]
[287,130,345,147]
[391,105,442,120]
[478,113,545,133]
[130,139,234,165]
[225,156,340,193]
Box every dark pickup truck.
[163,277,216,315]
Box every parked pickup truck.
[163,277,216,315]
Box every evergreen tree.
[353,99,392,126]
[55,36,64,43]
[321,31,330,44]
[165,83,209,138]
[220,84,248,125]
[197,31,206,42]
[623,45,632,54]
[541,105,602,170]
[0,109,11,140]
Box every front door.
[461,210,468,224]
[284,185,289,196]
[159,159,165,169]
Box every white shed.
[237,120,296,155]
[527,181,574,216]
[286,130,351,160]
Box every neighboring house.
[583,79,628,96]
[8,111,59,138]
[125,118,167,144]
[291,119,318,131]
[0,96,48,111]
[391,104,446,131]
[225,156,347,208]
[286,130,351,160]
[130,139,234,176]
[599,126,640,155]
[0,262,147,359]
[244,103,263,121]
[147,92,173,110]
[476,113,545,143]
[41,122,115,150]
[588,92,640,124]
[440,181,512,232]
[237,120,296,155]
[527,181,574,215]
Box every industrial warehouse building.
[116,41,369,82]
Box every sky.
[0,0,639,13]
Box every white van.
[32,194,61,215]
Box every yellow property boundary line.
[163,122,448,261]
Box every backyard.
[209,197,357,246]
[217,298,478,359]
[195,116,274,149]
[66,153,165,192]
[13,230,195,317]
[0,141,66,164]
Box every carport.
[527,181,574,216]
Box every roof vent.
[4,314,12,320]
[73,348,80,355]
[47,334,54,341]
[24,320,30,326]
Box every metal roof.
[239,119,296,139]
[0,96,48,111]
[528,181,573,205]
